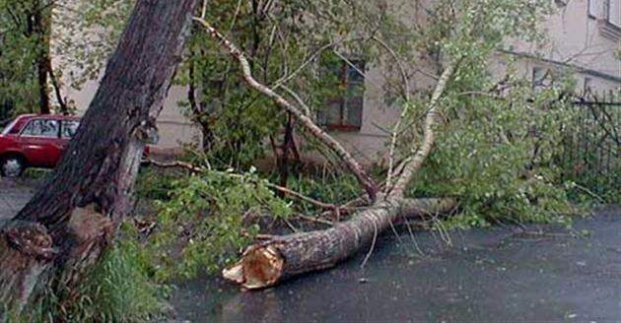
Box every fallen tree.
[193,15,461,289]
[192,0,563,289]
[0,0,198,316]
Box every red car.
[0,114,150,177]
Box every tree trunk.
[0,0,198,316]
[277,112,295,196]
[33,2,51,115]
[49,65,69,115]
[223,198,457,289]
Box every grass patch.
[21,225,167,322]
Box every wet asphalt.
[171,207,621,322]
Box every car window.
[61,120,80,139]
[2,118,21,135]
[21,119,60,138]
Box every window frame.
[605,0,621,28]
[321,59,366,132]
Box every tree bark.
[0,0,198,316]
[277,112,295,196]
[49,66,69,115]
[223,198,457,289]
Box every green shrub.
[147,168,292,280]
[135,167,179,201]
[404,69,578,228]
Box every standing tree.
[0,0,52,115]
[0,0,198,316]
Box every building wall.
[51,0,620,164]
[507,0,620,93]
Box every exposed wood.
[0,0,198,316]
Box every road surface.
[2,178,619,321]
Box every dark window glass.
[61,120,80,139]
[318,57,365,131]
[21,119,59,138]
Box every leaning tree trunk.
[0,0,198,316]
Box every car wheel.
[1,156,25,178]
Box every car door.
[18,118,63,167]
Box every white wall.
[50,0,620,164]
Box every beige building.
[53,0,621,163]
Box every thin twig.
[295,214,333,226]
[145,159,204,172]
[146,159,340,211]
[360,219,378,268]
[371,36,411,101]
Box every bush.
[404,69,578,227]
[147,168,292,280]
[135,167,179,201]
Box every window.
[606,0,621,27]
[554,0,567,8]
[532,67,550,90]
[583,77,593,94]
[21,119,59,138]
[61,120,80,139]
[318,57,365,131]
[589,0,599,18]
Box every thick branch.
[389,60,460,197]
[193,17,378,202]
